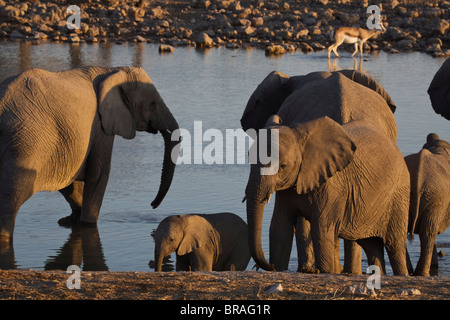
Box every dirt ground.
[0,269,448,300]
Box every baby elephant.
[405,133,450,276]
[154,212,251,271]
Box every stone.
[68,34,80,42]
[346,284,377,297]
[399,288,421,296]
[195,32,214,48]
[252,17,264,27]
[241,26,256,36]
[88,26,100,38]
[159,44,175,53]
[135,35,146,42]
[432,19,450,35]
[33,32,48,40]
[264,284,283,293]
[10,29,25,39]
[265,45,286,55]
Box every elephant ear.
[177,215,211,255]
[240,71,291,131]
[295,117,357,194]
[337,70,396,114]
[98,69,136,139]
[428,58,450,120]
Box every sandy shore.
[0,269,448,300]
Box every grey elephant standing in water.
[241,70,410,275]
[428,58,450,120]
[405,133,450,276]
[154,213,251,271]
[0,66,180,243]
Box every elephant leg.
[270,195,296,271]
[0,169,35,243]
[295,217,315,273]
[414,232,437,276]
[343,239,362,274]
[190,247,213,271]
[310,221,338,273]
[176,254,190,271]
[357,237,386,274]
[79,138,114,224]
[58,181,84,226]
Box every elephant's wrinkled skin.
[241,70,410,275]
[405,133,450,276]
[0,66,180,243]
[154,213,251,271]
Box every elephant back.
[278,72,398,143]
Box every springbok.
[327,24,386,59]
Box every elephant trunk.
[151,114,180,209]
[154,247,165,272]
[246,197,275,271]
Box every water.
[0,41,448,275]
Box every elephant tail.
[407,151,426,241]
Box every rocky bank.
[0,0,449,56]
[0,269,449,300]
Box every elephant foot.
[298,266,320,274]
[58,211,81,227]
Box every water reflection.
[44,225,108,271]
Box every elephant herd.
[0,60,448,277]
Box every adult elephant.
[428,58,450,120]
[0,66,180,243]
[405,133,450,276]
[241,70,410,275]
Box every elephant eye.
[150,101,157,108]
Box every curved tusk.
[266,194,272,204]
[242,195,247,203]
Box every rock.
[399,288,421,296]
[432,19,450,35]
[151,6,165,19]
[265,45,286,55]
[438,250,446,257]
[159,44,175,53]
[195,32,214,48]
[135,35,147,42]
[129,7,146,22]
[296,29,309,38]
[397,39,415,49]
[264,283,283,293]
[10,30,25,39]
[88,26,99,38]
[283,44,296,52]
[33,32,48,40]
[346,284,377,297]
[252,17,264,27]
[68,34,80,43]
[240,26,256,36]
[426,43,442,53]
[339,12,360,25]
